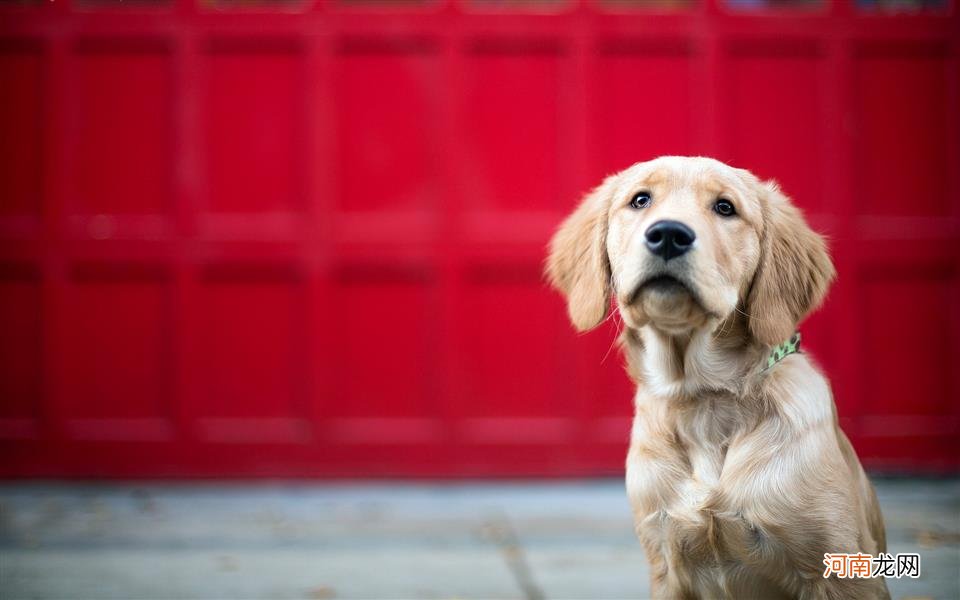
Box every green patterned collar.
[764,332,802,371]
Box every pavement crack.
[480,512,546,600]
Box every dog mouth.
[627,274,700,306]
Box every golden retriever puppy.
[546,157,889,600]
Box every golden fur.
[546,157,889,599]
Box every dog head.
[545,156,835,345]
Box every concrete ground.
[0,478,957,600]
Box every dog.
[546,157,889,599]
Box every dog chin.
[622,276,711,335]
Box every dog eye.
[714,199,736,217]
[629,192,652,210]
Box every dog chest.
[626,441,777,576]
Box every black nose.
[645,220,696,261]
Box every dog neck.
[621,312,764,400]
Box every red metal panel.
[458,266,569,421]
[854,42,951,217]
[330,269,438,421]
[0,268,42,438]
[59,268,171,424]
[863,270,953,419]
[187,268,310,443]
[73,41,173,215]
[336,40,441,214]
[203,42,303,214]
[0,0,957,477]
[721,41,825,212]
[464,42,562,211]
[591,41,695,175]
[0,42,43,217]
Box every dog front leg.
[801,575,891,600]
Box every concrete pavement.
[1,478,957,599]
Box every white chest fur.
[624,392,775,596]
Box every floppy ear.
[746,181,836,346]
[545,175,616,332]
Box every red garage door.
[0,0,957,477]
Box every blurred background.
[1,1,959,598]
[0,0,958,477]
